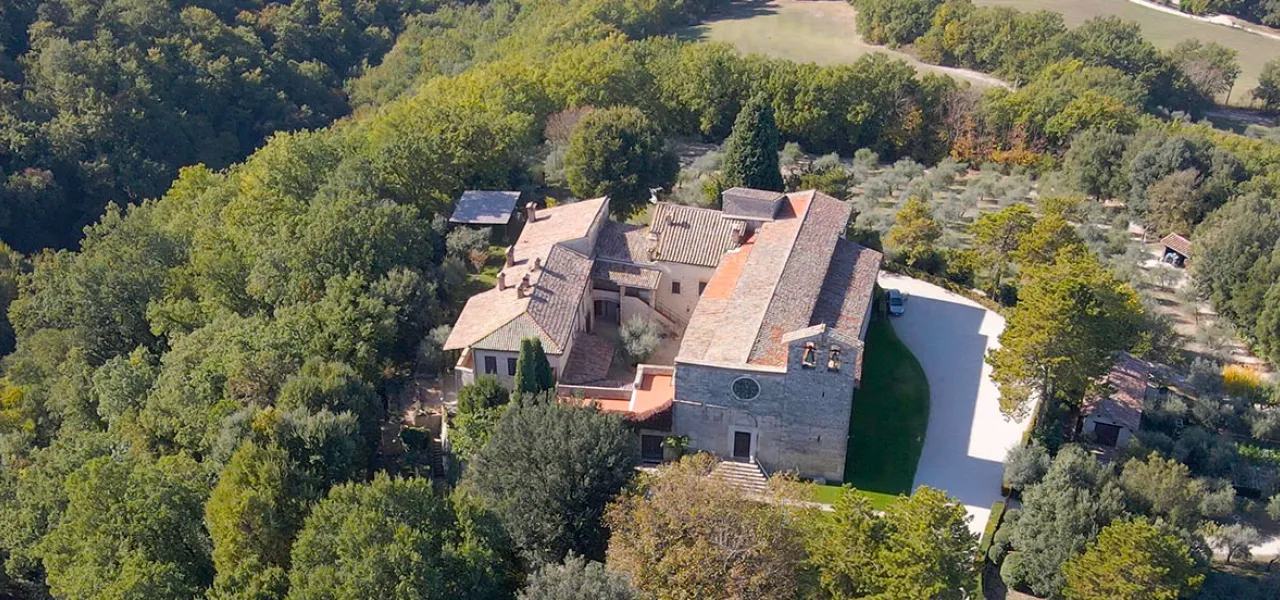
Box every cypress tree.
[515,337,555,397]
[721,94,784,192]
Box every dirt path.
[687,0,1009,89]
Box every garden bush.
[619,318,661,365]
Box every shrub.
[988,521,1014,564]
[1267,494,1280,521]
[618,317,660,365]
[1249,407,1280,441]
[446,227,491,263]
[1003,444,1050,492]
[999,551,1028,590]
[977,501,1006,565]
[518,554,639,600]
[1188,357,1224,397]
[458,377,508,415]
[1224,364,1265,400]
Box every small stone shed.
[1160,233,1191,268]
[1081,352,1151,448]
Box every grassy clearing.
[681,0,1002,89]
[842,314,931,496]
[977,0,1280,105]
[810,485,901,510]
[456,245,506,307]
[687,0,1280,106]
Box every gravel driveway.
[877,273,1031,535]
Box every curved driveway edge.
[877,273,1031,535]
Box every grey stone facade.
[672,326,858,483]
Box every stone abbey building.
[444,188,881,483]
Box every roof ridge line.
[745,191,825,360]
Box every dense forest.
[6,0,1280,597]
[0,0,446,252]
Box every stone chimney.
[504,246,515,268]
[517,274,531,298]
[525,202,538,223]
[497,271,507,290]
[532,257,541,272]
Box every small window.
[827,346,841,371]
[484,355,498,374]
[671,281,682,295]
[802,342,817,368]
[507,357,517,376]
[698,281,707,295]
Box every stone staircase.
[428,437,446,477]
[712,460,769,495]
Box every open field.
[978,0,1280,105]
[682,0,1005,89]
[687,0,1280,106]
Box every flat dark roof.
[450,190,520,225]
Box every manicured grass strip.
[811,485,901,511]
[843,315,930,495]
[977,501,1006,565]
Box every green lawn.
[682,0,1002,89]
[842,314,930,496]
[810,485,901,510]
[455,245,507,310]
[977,0,1280,105]
[687,0,1280,107]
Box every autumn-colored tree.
[606,454,807,600]
[1145,169,1205,237]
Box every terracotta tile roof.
[526,245,593,353]
[473,314,546,352]
[1161,233,1191,258]
[1084,352,1150,431]
[810,239,883,350]
[592,259,661,289]
[650,203,740,267]
[596,221,654,264]
[449,190,520,225]
[442,198,606,352]
[443,292,530,352]
[749,193,852,365]
[677,198,801,365]
[722,187,785,221]
[558,332,615,384]
[677,191,876,369]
